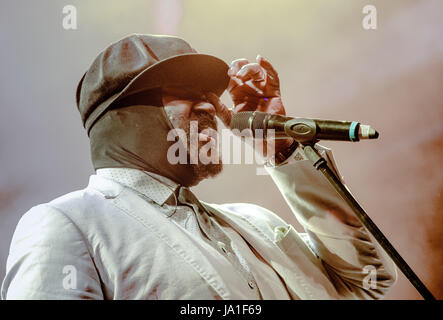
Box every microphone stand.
[233,112,435,299]
[299,143,436,300]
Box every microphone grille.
[230,111,267,131]
[230,112,254,130]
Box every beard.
[181,110,223,186]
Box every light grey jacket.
[1,145,396,299]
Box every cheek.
[163,105,190,130]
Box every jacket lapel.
[201,202,341,299]
[88,175,254,300]
[88,174,339,299]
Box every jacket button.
[248,281,255,289]
[217,242,227,254]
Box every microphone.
[230,111,379,143]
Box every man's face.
[162,86,223,185]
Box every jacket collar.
[88,168,180,206]
[86,174,257,299]
[86,173,337,299]
[95,168,179,206]
[88,174,124,199]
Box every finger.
[236,63,264,82]
[228,58,249,77]
[206,92,232,127]
[232,101,259,113]
[257,55,279,81]
[228,80,264,102]
[243,80,264,95]
[227,76,243,92]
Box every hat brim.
[85,53,230,134]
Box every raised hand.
[207,55,294,160]
[227,55,284,115]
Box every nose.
[193,101,216,117]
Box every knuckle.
[231,59,248,68]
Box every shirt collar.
[96,168,180,206]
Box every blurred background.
[0,0,442,299]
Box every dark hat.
[76,34,230,134]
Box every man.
[1,34,396,300]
